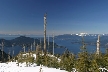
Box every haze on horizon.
[0,0,108,35]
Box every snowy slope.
[0,62,67,72]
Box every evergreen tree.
[89,53,100,72]
[103,53,108,69]
[60,49,75,72]
[75,36,91,72]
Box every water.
[54,38,106,54]
[0,36,106,56]
[3,46,22,56]
[0,37,17,40]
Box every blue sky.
[0,0,108,35]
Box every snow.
[0,62,67,72]
[22,53,36,60]
[33,54,36,59]
[22,53,61,62]
[99,67,108,71]
[0,61,107,72]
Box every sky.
[0,0,108,35]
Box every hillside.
[0,36,62,48]
[0,49,12,62]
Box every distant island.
[0,36,65,49]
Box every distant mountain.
[0,36,66,57]
[0,36,40,47]
[0,36,63,48]
[0,39,11,47]
[10,36,40,47]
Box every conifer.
[75,36,90,72]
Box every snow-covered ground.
[0,62,67,72]
[0,62,108,72]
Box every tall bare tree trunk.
[44,13,47,55]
